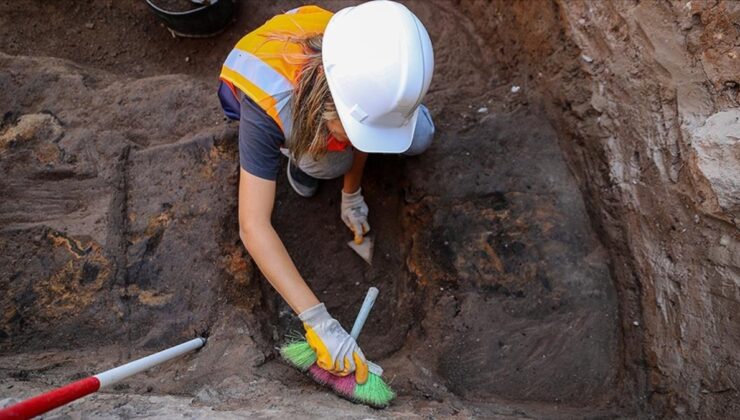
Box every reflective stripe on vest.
[221,49,294,135]
[219,5,332,138]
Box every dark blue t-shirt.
[237,94,286,181]
[218,81,287,181]
[218,81,285,181]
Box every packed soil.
[10,0,731,418]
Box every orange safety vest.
[219,5,333,138]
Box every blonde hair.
[265,33,337,161]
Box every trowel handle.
[350,287,379,340]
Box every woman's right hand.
[299,303,369,384]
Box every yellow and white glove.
[341,188,370,244]
[299,302,369,384]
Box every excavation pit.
[2,1,738,418]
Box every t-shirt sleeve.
[238,94,286,181]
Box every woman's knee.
[403,105,435,156]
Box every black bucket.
[145,0,236,38]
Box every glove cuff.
[298,302,331,326]
[341,187,363,205]
[367,361,384,376]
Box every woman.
[217,1,434,385]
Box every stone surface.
[688,109,740,219]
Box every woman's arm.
[342,150,368,194]
[239,167,369,382]
[238,168,320,314]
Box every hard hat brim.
[336,103,420,154]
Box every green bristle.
[352,372,396,408]
[279,340,316,371]
[280,337,395,408]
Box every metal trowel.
[348,235,374,264]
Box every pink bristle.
[306,364,357,398]
[331,373,357,397]
[308,364,334,386]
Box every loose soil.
[0,1,634,418]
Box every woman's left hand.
[341,188,370,243]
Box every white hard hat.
[322,0,434,153]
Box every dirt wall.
[456,0,739,417]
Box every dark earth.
[1,0,738,418]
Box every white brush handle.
[96,337,206,387]
[350,287,379,340]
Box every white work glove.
[299,303,369,384]
[341,188,370,244]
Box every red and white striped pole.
[0,337,206,420]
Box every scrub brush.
[280,287,395,408]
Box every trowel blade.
[347,235,374,265]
